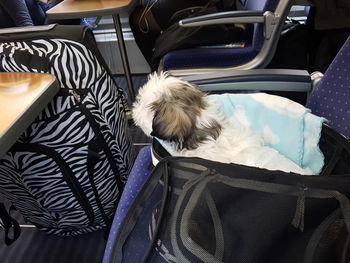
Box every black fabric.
[0,0,36,27]
[305,7,350,73]
[319,126,350,176]
[147,0,213,30]
[87,139,110,226]
[268,21,311,70]
[130,0,244,68]
[129,0,214,65]
[309,0,350,30]
[111,125,350,263]
[151,0,250,69]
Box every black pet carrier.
[110,125,350,263]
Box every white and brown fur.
[132,72,312,175]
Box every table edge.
[0,74,60,157]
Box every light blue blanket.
[208,93,325,174]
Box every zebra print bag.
[0,35,134,236]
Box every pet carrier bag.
[110,125,350,263]
[0,25,134,239]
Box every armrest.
[179,10,265,27]
[179,69,312,92]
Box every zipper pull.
[68,89,81,102]
[291,185,308,232]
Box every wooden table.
[47,0,136,100]
[0,73,60,157]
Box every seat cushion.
[162,44,258,70]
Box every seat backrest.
[246,0,280,52]
[244,0,279,11]
[306,36,350,139]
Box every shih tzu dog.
[132,72,312,175]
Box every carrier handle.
[1,44,50,72]
[0,203,21,245]
[303,209,350,263]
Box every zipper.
[57,87,88,103]
[10,143,95,225]
[68,89,81,102]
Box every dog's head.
[132,72,221,150]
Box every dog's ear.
[151,98,197,146]
[150,82,221,150]
[150,82,206,147]
[182,120,222,150]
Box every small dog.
[133,72,312,175]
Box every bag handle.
[1,44,50,72]
[0,203,21,245]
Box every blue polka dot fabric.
[103,146,152,263]
[307,36,350,139]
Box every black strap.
[10,143,95,225]
[79,103,125,192]
[292,185,307,232]
[303,209,342,263]
[87,139,117,237]
[80,102,125,238]
[341,235,350,263]
[0,203,21,245]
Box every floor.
[0,75,150,263]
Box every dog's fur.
[133,72,312,175]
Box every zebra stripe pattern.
[0,39,134,235]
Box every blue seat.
[103,146,152,263]
[306,36,350,139]
[159,0,294,75]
